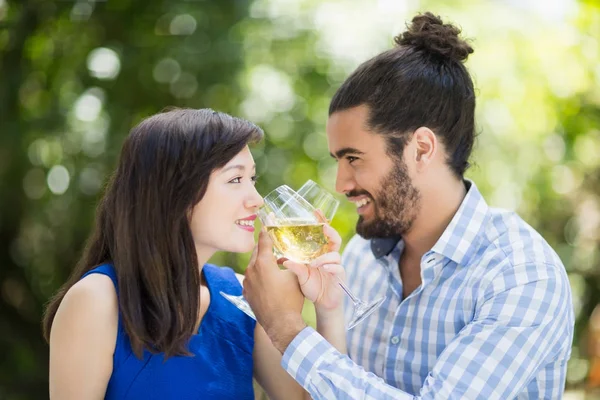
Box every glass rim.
[298,179,339,200]
[260,184,317,213]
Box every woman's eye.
[229,175,258,184]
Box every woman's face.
[189,146,263,260]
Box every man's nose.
[335,164,355,195]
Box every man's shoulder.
[474,207,565,277]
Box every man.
[243,12,573,399]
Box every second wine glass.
[297,179,339,222]
[296,179,386,330]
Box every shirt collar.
[370,236,401,259]
[370,180,489,265]
[430,180,488,265]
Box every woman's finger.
[283,260,310,286]
[321,264,346,279]
[314,209,328,223]
[323,224,342,252]
[309,251,341,268]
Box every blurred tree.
[0,0,256,398]
[0,0,599,398]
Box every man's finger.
[255,229,278,269]
[246,240,259,271]
[257,228,274,253]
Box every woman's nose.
[246,186,264,210]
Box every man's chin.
[356,217,403,239]
[355,218,380,239]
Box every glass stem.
[336,277,360,305]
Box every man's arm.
[276,263,573,399]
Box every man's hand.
[243,229,307,353]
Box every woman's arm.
[49,274,118,399]
[236,273,308,400]
[253,323,310,400]
[315,304,346,354]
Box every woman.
[43,108,342,399]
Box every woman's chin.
[226,241,255,254]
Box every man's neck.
[401,178,467,262]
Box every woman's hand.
[283,211,345,313]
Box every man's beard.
[353,160,421,239]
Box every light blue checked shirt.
[282,181,573,399]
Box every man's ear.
[412,127,437,170]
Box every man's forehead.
[327,122,385,156]
[327,106,370,130]
[327,109,369,141]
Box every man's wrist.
[263,312,307,354]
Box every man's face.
[327,105,421,239]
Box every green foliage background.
[0,0,598,398]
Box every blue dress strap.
[81,263,119,293]
[202,264,256,339]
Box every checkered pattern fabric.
[281,181,573,399]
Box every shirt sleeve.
[281,262,573,400]
[282,326,414,400]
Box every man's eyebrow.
[329,147,365,159]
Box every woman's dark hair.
[43,108,263,358]
[329,12,476,177]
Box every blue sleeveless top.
[81,263,256,399]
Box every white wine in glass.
[266,220,328,264]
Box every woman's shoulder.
[75,270,117,298]
[60,272,118,327]
[50,271,119,358]
[203,264,243,287]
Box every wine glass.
[296,179,386,330]
[220,186,324,319]
[221,184,385,330]
[297,179,339,222]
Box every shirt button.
[391,336,400,345]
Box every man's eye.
[347,156,358,163]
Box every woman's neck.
[195,245,215,272]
